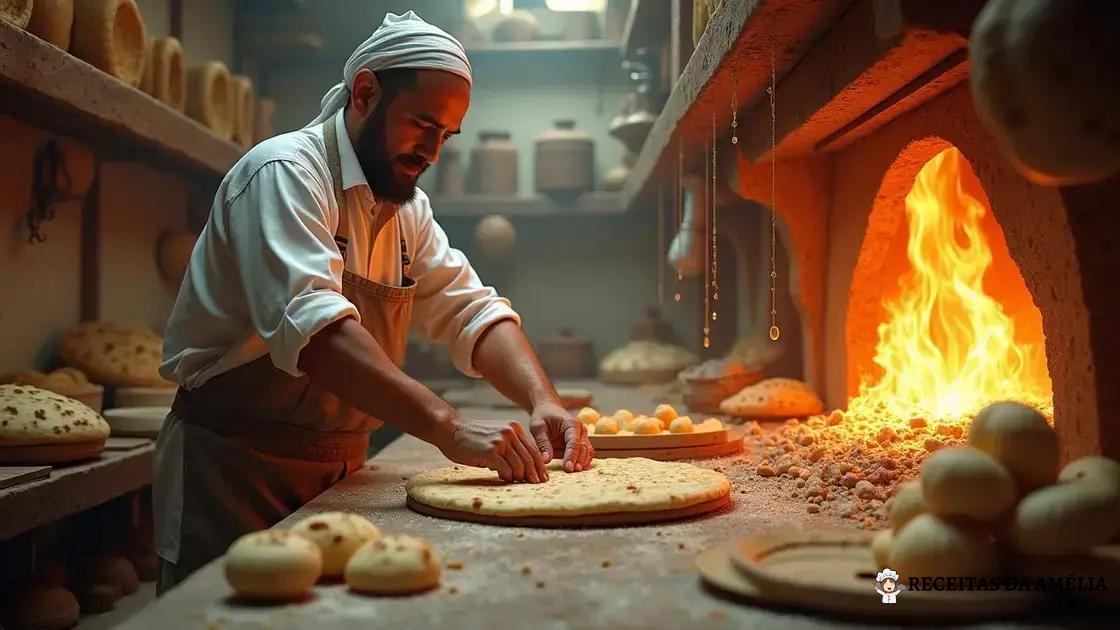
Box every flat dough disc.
[406,458,731,522]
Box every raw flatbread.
[0,384,110,445]
[406,458,730,517]
[720,377,824,418]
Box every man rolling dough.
[154,12,593,592]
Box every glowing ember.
[847,147,1053,423]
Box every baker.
[153,11,593,592]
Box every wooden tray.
[695,530,1041,620]
[0,440,106,465]
[104,437,152,451]
[407,493,730,528]
[0,465,51,490]
[443,387,592,410]
[595,436,744,461]
[590,425,729,449]
[103,406,168,438]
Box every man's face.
[353,70,470,204]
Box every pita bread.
[59,322,172,387]
[720,377,824,418]
[406,458,730,517]
[0,384,110,445]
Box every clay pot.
[537,328,594,379]
[435,145,465,196]
[468,131,519,195]
[2,585,80,630]
[630,306,676,343]
[493,10,539,42]
[535,119,594,199]
[474,214,517,264]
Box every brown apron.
[154,118,415,592]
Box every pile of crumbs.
[740,407,971,528]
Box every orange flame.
[847,148,1053,423]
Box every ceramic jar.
[537,328,594,379]
[468,131,518,195]
[534,119,594,198]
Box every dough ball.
[224,530,322,600]
[890,513,999,578]
[698,417,723,431]
[887,480,926,531]
[970,0,1120,184]
[619,414,642,433]
[593,416,619,435]
[4,585,79,630]
[1058,456,1120,493]
[633,417,662,435]
[1011,465,1120,555]
[613,409,635,424]
[969,401,1057,492]
[669,416,694,434]
[80,555,139,596]
[290,512,381,578]
[871,529,893,568]
[345,534,441,595]
[920,446,1016,521]
[653,404,678,425]
[577,407,600,425]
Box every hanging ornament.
[674,139,684,303]
[730,76,739,146]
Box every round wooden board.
[407,493,731,528]
[0,439,107,465]
[695,530,1042,620]
[590,426,729,449]
[594,436,744,460]
[103,406,169,438]
[442,387,592,410]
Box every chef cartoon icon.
[875,568,906,603]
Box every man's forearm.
[298,317,455,445]
[471,319,560,412]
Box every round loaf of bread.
[719,377,824,418]
[231,74,256,147]
[72,0,147,87]
[345,534,441,595]
[290,512,381,578]
[150,36,185,110]
[59,321,167,387]
[28,0,75,49]
[224,530,322,600]
[0,0,33,28]
[187,61,234,139]
[0,384,109,448]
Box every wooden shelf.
[0,444,154,541]
[619,0,852,212]
[0,21,242,180]
[467,40,621,56]
[431,192,624,217]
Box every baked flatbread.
[58,322,172,387]
[0,384,109,445]
[406,457,730,517]
[719,377,824,418]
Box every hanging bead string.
[674,139,684,303]
[768,41,781,342]
[657,181,665,306]
[731,75,739,145]
[710,100,719,324]
[702,121,711,349]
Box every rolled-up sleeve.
[408,196,520,377]
[225,159,358,377]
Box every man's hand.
[436,416,549,483]
[529,401,593,473]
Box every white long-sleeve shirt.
[161,111,519,389]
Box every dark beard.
[352,104,429,205]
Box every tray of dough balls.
[579,404,738,451]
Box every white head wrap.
[305,11,472,128]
